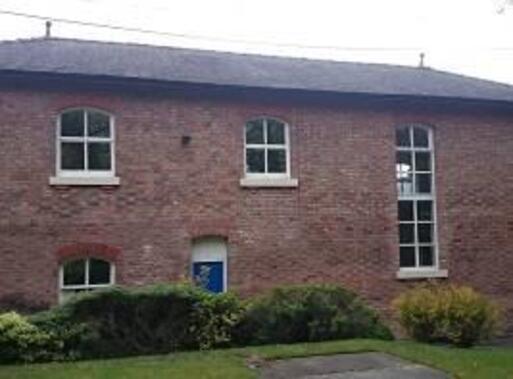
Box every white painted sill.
[240,177,298,188]
[49,176,121,186]
[396,269,448,280]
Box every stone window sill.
[240,177,298,188]
[396,269,448,280]
[49,176,121,186]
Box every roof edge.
[3,69,513,109]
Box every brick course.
[1,82,512,334]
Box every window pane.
[396,126,410,147]
[413,127,429,147]
[89,259,111,285]
[416,174,432,194]
[267,119,285,144]
[417,201,433,221]
[418,223,433,243]
[61,110,85,137]
[246,148,265,173]
[396,152,412,177]
[400,247,416,267]
[399,223,414,244]
[88,143,111,170]
[419,246,434,266]
[398,201,413,221]
[267,149,286,173]
[396,151,413,195]
[61,142,85,170]
[87,112,110,138]
[396,151,412,167]
[415,152,431,172]
[246,120,264,144]
[397,173,413,195]
[63,260,86,286]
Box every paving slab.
[260,352,449,379]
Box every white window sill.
[49,176,120,186]
[240,177,298,188]
[396,269,448,280]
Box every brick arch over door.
[187,220,233,239]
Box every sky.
[1,0,513,84]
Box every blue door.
[193,261,224,293]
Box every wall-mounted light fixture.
[181,135,192,146]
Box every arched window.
[56,109,115,177]
[59,258,115,303]
[244,118,290,177]
[191,237,228,293]
[395,125,438,270]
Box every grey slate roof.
[2,37,513,103]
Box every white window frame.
[59,258,115,303]
[56,108,116,178]
[243,117,291,179]
[396,124,439,272]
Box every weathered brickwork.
[1,83,512,333]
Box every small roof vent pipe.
[418,52,426,69]
[45,20,52,38]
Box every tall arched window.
[395,125,438,270]
[244,118,290,177]
[56,108,115,178]
[59,258,115,303]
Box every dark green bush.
[393,283,502,347]
[235,284,393,345]
[31,284,243,359]
[30,307,90,360]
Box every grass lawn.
[0,339,512,379]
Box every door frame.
[191,237,228,292]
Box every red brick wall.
[1,84,512,334]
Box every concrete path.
[260,352,449,379]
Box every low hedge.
[235,284,393,345]
[393,283,502,347]
[1,283,393,363]
[30,284,243,360]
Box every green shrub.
[393,283,502,347]
[193,291,243,349]
[31,284,243,359]
[30,307,89,361]
[235,284,393,345]
[0,312,59,363]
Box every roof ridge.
[2,36,513,103]
[0,36,427,72]
[9,36,506,84]
[0,36,49,45]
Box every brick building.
[1,38,512,332]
